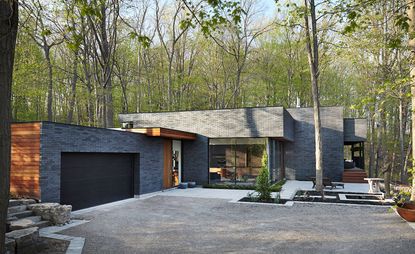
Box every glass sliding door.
[209,138,267,184]
[269,139,285,182]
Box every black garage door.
[61,153,135,210]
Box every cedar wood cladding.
[10,122,41,199]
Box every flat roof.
[118,106,345,115]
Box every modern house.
[10,106,366,210]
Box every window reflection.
[209,138,267,184]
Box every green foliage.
[255,152,272,202]
[180,0,243,36]
[270,180,286,192]
[393,190,411,207]
[129,32,151,48]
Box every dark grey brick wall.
[39,122,164,203]
[119,107,289,139]
[344,118,367,142]
[285,107,344,181]
[182,135,209,185]
[283,109,295,141]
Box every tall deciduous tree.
[303,0,323,191]
[406,0,415,201]
[21,0,63,121]
[0,1,18,251]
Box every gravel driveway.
[61,196,415,254]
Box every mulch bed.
[238,197,288,204]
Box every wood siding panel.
[10,123,41,199]
[163,139,173,189]
[126,128,196,140]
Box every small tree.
[255,152,271,201]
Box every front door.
[172,140,182,186]
[163,139,182,189]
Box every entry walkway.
[151,187,253,202]
[142,180,371,202]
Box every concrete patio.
[142,180,371,201]
[61,186,415,254]
[281,180,371,199]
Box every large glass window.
[270,140,285,181]
[209,138,268,184]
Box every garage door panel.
[61,153,135,210]
[61,178,132,196]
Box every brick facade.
[122,106,354,182]
[24,106,364,204]
[119,107,290,139]
[39,122,164,202]
[285,107,344,181]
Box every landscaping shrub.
[270,179,286,192]
[255,152,272,201]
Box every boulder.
[6,227,39,254]
[5,237,15,254]
[28,203,72,225]
[9,216,41,231]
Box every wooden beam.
[126,128,196,140]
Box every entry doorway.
[172,140,182,186]
[163,139,182,189]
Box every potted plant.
[394,191,415,222]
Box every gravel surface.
[60,196,415,254]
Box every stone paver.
[61,195,415,254]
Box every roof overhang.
[125,128,197,140]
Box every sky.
[259,0,278,17]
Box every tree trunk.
[0,1,18,252]
[45,46,53,121]
[399,97,406,182]
[167,58,173,110]
[105,85,113,127]
[99,4,113,127]
[407,0,415,201]
[411,84,415,200]
[384,162,391,198]
[375,120,383,178]
[67,54,78,123]
[304,0,323,192]
[120,79,129,113]
[369,112,376,177]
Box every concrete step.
[9,216,42,231]
[8,205,27,214]
[8,210,34,220]
[6,216,18,223]
[32,220,51,229]
[9,199,36,207]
